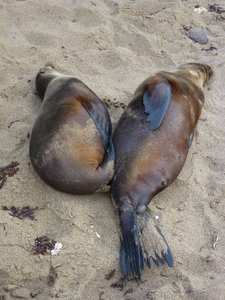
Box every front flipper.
[119,208,144,279]
[143,79,171,130]
[82,96,112,151]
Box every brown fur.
[30,66,114,195]
[111,63,213,278]
[112,63,213,211]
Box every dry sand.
[0,0,225,299]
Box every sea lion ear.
[143,79,171,130]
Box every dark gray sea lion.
[30,65,114,194]
[111,63,213,278]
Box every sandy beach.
[0,0,225,299]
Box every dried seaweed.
[208,4,225,14]
[0,161,19,189]
[111,275,127,291]
[215,15,225,21]
[31,236,56,255]
[105,269,116,280]
[8,119,20,128]
[1,206,38,220]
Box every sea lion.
[30,65,114,194]
[111,63,213,278]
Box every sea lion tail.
[119,207,144,279]
[137,208,174,270]
[119,206,173,279]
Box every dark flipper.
[119,209,144,279]
[101,136,115,166]
[81,96,115,193]
[154,225,174,267]
[119,208,173,279]
[82,98,112,151]
[138,210,174,270]
[95,137,115,192]
[143,79,171,130]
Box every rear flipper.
[137,208,174,270]
[119,209,144,279]
[119,206,173,279]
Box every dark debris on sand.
[208,4,225,14]
[111,275,143,293]
[201,46,217,52]
[105,269,116,280]
[30,236,56,255]
[48,266,58,286]
[103,98,127,109]
[215,15,225,21]
[1,205,38,220]
[8,119,20,128]
[0,161,19,189]
[182,24,192,31]
[111,275,127,291]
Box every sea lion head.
[178,63,213,87]
[35,64,59,100]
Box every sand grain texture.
[0,0,225,299]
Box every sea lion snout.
[204,64,214,81]
[35,66,60,100]
[38,63,57,73]
[178,63,213,86]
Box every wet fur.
[30,66,115,194]
[111,63,213,278]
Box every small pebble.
[187,28,208,44]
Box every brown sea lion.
[30,65,114,194]
[111,63,213,278]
